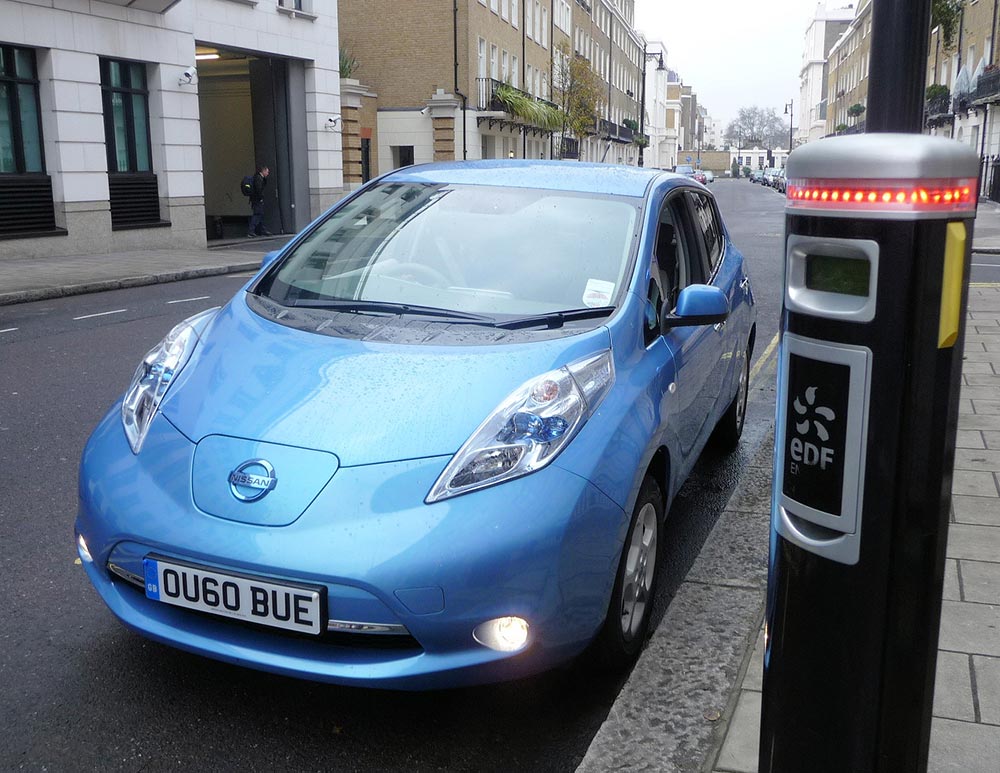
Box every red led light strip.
[786,178,977,213]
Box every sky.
[635,0,838,131]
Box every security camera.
[325,115,341,129]
[179,66,197,85]
[420,107,430,116]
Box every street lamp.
[784,99,794,165]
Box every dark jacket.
[250,172,267,204]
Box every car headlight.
[121,307,219,454]
[426,350,615,502]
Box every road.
[0,180,785,772]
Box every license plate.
[142,556,325,636]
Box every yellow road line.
[749,332,779,386]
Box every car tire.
[713,345,750,450]
[592,475,663,669]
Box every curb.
[973,246,1000,255]
[577,426,775,772]
[0,262,260,307]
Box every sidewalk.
[579,286,1000,772]
[0,235,291,306]
[707,286,1000,773]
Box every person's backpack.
[240,175,254,197]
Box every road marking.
[972,263,999,267]
[229,273,257,278]
[0,327,17,334]
[970,282,1000,287]
[749,332,779,387]
[167,296,211,305]
[73,309,127,321]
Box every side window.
[646,194,699,341]
[688,192,724,275]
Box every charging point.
[760,134,979,772]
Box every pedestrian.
[246,163,271,238]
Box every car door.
[686,189,746,432]
[655,190,723,463]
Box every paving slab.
[952,470,1000,497]
[944,558,961,601]
[984,430,1000,449]
[954,448,1000,471]
[947,524,1000,562]
[956,430,986,449]
[926,718,1000,773]
[973,655,1000,726]
[933,651,976,722]
[714,690,760,773]
[951,495,1000,526]
[938,600,1000,657]
[958,559,1000,605]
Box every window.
[100,58,152,174]
[526,64,534,95]
[512,0,519,28]
[0,45,44,174]
[490,44,498,79]
[541,8,548,48]
[501,0,509,21]
[688,192,723,273]
[478,38,487,78]
[534,1,542,43]
[490,0,498,13]
[512,55,519,88]
[526,1,533,40]
[502,50,509,83]
[391,145,415,168]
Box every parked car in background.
[673,164,696,178]
[762,168,780,188]
[702,170,715,183]
[692,170,708,184]
[750,169,764,183]
[774,168,787,193]
[76,160,756,690]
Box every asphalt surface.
[0,179,786,772]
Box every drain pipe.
[453,0,468,159]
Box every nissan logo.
[228,459,277,503]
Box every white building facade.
[0,0,343,258]
[799,1,854,145]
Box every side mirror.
[260,250,281,270]
[661,284,730,331]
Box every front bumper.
[76,409,628,689]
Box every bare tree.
[725,106,787,149]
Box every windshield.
[255,182,640,317]
[675,165,694,174]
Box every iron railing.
[477,78,561,129]
[974,70,1000,103]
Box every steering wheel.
[377,261,451,288]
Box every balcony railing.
[560,136,580,159]
[926,94,952,117]
[596,119,639,143]
[974,70,1000,103]
[477,78,561,131]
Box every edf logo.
[789,386,836,472]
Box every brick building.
[338,0,647,185]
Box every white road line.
[167,296,211,305]
[73,309,127,321]
[0,327,18,334]
[972,263,999,267]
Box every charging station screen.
[805,254,870,297]
[783,354,851,516]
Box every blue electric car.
[76,161,756,689]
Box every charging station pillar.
[759,134,979,772]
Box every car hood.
[160,295,613,467]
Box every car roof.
[384,160,672,198]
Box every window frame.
[100,57,154,176]
[0,44,46,175]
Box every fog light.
[473,616,530,652]
[76,533,93,563]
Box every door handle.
[740,276,751,291]
[714,320,726,332]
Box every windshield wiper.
[495,306,616,330]
[287,298,497,324]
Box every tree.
[847,103,866,122]
[553,43,605,156]
[932,0,964,50]
[724,106,787,150]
